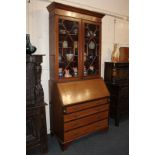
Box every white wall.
[101,17,129,76]
[26,0,129,134]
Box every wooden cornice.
[47,2,105,18]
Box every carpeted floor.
[27,118,129,155]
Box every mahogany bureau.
[52,79,110,150]
[47,2,110,150]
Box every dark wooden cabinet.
[26,54,48,153]
[104,62,129,126]
[47,2,110,150]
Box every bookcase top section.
[47,2,105,18]
[57,79,110,106]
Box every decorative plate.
[88,40,95,49]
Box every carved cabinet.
[47,2,110,150]
[26,54,48,153]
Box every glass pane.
[58,19,79,79]
[84,23,100,76]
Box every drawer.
[64,111,109,132]
[64,104,109,122]
[64,119,108,141]
[64,98,108,114]
[119,95,129,105]
[120,87,129,95]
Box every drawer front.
[120,87,129,98]
[64,98,108,113]
[64,111,109,132]
[64,119,108,141]
[64,104,109,122]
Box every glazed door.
[82,21,101,78]
[57,16,81,80]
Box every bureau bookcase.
[47,2,110,150]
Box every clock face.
[88,40,95,49]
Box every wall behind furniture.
[26,0,129,134]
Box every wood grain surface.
[57,79,110,106]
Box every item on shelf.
[73,28,78,34]
[87,31,92,37]
[26,34,37,55]
[88,40,95,49]
[74,41,78,50]
[89,54,94,60]
[66,53,74,62]
[88,65,95,74]
[75,48,78,55]
[73,67,78,77]
[84,52,87,62]
[89,65,94,71]
[60,29,66,34]
[72,22,78,34]
[64,69,72,78]
[63,40,68,48]
[58,55,62,62]
[84,66,87,76]
[87,31,96,37]
[58,68,63,78]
